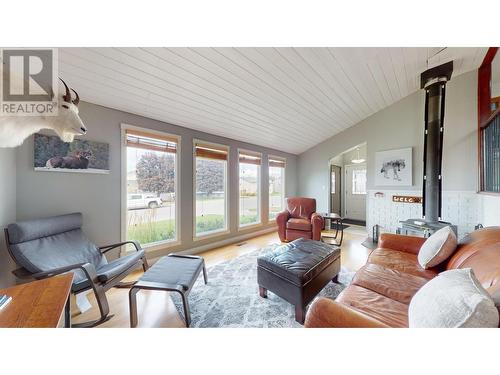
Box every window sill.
[122,239,181,255]
[193,229,230,242]
[238,222,263,231]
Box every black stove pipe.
[420,61,453,223]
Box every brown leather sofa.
[276,197,324,242]
[305,227,500,328]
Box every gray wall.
[298,70,478,212]
[15,102,297,259]
[0,148,16,288]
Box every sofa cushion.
[7,213,83,244]
[418,226,457,269]
[286,218,312,231]
[352,263,430,305]
[409,268,499,328]
[336,284,409,327]
[368,248,438,279]
[286,229,312,241]
[447,228,500,290]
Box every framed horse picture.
[375,147,412,186]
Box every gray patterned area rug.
[172,244,354,328]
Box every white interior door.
[344,164,367,221]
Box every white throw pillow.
[409,268,499,328]
[418,226,457,269]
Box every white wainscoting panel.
[367,190,482,240]
[480,194,500,227]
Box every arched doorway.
[328,143,367,226]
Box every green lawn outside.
[127,218,175,245]
[195,214,225,235]
[128,214,259,245]
[239,214,258,225]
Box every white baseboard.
[148,225,278,263]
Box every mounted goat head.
[0,78,87,148]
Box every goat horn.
[71,89,80,106]
[59,78,72,103]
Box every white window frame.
[268,155,286,220]
[238,148,262,230]
[193,139,230,241]
[120,123,181,252]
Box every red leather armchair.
[276,197,324,242]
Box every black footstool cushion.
[257,238,341,324]
[257,239,340,286]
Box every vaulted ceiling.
[59,47,487,154]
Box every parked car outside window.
[127,193,163,209]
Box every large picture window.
[194,141,228,237]
[124,127,179,248]
[269,157,286,219]
[239,150,261,227]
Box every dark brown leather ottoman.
[257,238,341,324]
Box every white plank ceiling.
[59,47,487,154]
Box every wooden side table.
[0,274,73,328]
[320,213,344,246]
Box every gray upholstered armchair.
[4,212,149,327]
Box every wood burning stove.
[398,61,457,237]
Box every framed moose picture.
[374,147,412,186]
[34,133,110,174]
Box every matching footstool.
[129,254,207,327]
[257,238,341,324]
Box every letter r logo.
[2,49,53,102]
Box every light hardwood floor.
[72,227,370,328]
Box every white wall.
[298,70,479,229]
[492,54,500,97]
[0,148,16,288]
[492,82,500,98]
